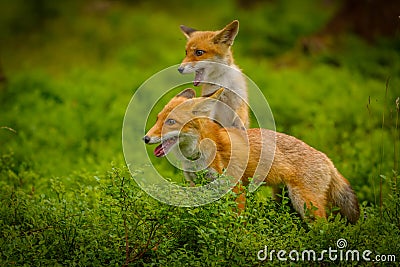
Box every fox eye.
[195,50,205,56]
[185,50,187,55]
[165,118,176,125]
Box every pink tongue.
[154,144,165,157]
[193,71,203,86]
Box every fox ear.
[191,88,224,116]
[213,20,239,46]
[180,25,197,38]
[191,98,217,117]
[177,88,196,99]
[208,88,224,99]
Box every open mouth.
[193,68,205,86]
[154,136,178,157]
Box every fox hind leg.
[287,186,327,220]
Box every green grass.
[0,0,399,265]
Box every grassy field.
[1,0,399,265]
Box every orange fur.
[178,20,249,128]
[144,89,360,223]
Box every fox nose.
[178,66,184,73]
[143,136,150,144]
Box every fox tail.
[328,171,360,224]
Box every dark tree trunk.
[321,0,400,41]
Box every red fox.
[178,20,249,129]
[143,89,360,223]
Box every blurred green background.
[1,0,400,265]
[0,0,399,203]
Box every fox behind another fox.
[178,20,249,129]
[143,89,360,223]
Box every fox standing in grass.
[178,20,249,129]
[143,89,360,223]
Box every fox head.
[143,88,224,158]
[178,20,239,86]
